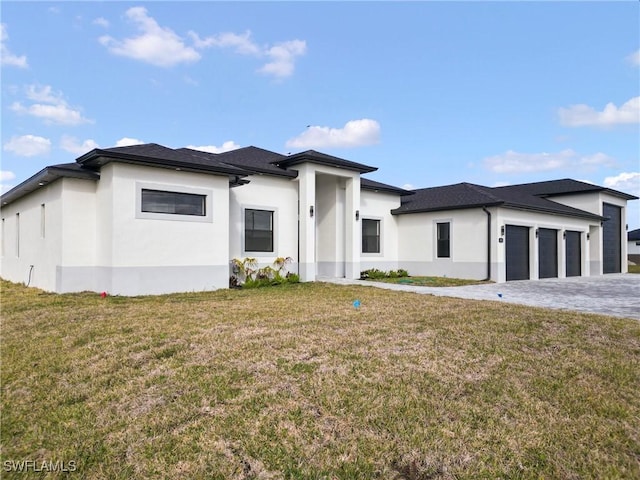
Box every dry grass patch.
[1,280,639,479]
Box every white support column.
[345,175,361,279]
[297,164,316,282]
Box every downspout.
[482,207,491,281]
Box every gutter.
[482,206,491,281]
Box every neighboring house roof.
[271,150,378,174]
[629,228,640,241]
[76,143,250,177]
[361,178,414,196]
[392,181,606,221]
[1,163,100,207]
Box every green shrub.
[360,268,387,280]
[230,257,299,288]
[361,268,410,280]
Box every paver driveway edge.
[322,274,640,320]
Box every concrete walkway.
[323,274,640,320]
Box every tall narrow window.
[362,219,381,253]
[245,209,274,252]
[15,213,20,257]
[437,222,450,258]
[1,218,4,256]
[41,204,46,238]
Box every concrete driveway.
[328,274,640,320]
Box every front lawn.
[1,280,639,479]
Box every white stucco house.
[1,143,637,295]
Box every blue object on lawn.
[353,300,361,309]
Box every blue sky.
[2,1,639,227]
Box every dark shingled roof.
[393,183,502,214]
[392,181,608,220]
[209,146,296,178]
[361,178,414,196]
[501,178,638,201]
[1,163,100,206]
[272,150,378,174]
[76,143,250,176]
[629,228,640,242]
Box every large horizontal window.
[141,189,206,216]
[245,209,273,252]
[362,219,380,254]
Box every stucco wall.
[87,162,231,295]
[397,208,491,280]
[229,174,299,273]
[395,206,603,282]
[547,192,630,273]
[359,189,401,272]
[0,180,66,291]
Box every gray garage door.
[538,228,558,279]
[565,230,581,277]
[603,203,621,274]
[506,225,530,281]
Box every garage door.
[538,228,558,279]
[565,230,581,277]
[603,203,621,274]
[506,225,530,281]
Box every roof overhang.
[77,149,250,177]
[271,150,378,174]
[1,164,100,207]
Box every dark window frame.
[141,189,206,217]
[362,218,381,254]
[245,209,274,253]
[437,222,450,258]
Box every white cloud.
[491,181,511,187]
[259,40,306,79]
[186,141,241,154]
[626,49,640,67]
[189,30,305,79]
[60,135,99,155]
[0,171,16,194]
[99,7,200,67]
[286,119,381,149]
[3,135,51,157]
[101,8,306,78]
[604,172,640,196]
[93,17,110,28]
[1,23,28,68]
[189,30,260,55]
[0,170,16,182]
[558,96,640,127]
[11,84,91,125]
[115,137,144,147]
[483,149,615,174]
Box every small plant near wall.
[230,256,299,288]
[360,268,409,280]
